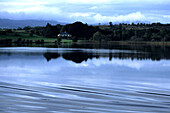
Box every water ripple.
[1,81,170,113]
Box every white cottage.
[58,32,72,38]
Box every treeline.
[92,22,170,42]
[1,22,170,42]
[27,22,100,42]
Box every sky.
[0,0,170,24]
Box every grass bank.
[77,40,170,46]
[0,30,74,44]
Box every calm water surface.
[0,47,170,113]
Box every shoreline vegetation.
[1,21,170,46]
[78,40,170,46]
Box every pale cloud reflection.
[89,6,98,10]
[69,58,170,70]
[1,54,170,80]
[0,52,170,88]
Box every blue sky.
[0,0,170,24]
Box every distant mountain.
[0,19,66,28]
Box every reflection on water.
[44,49,168,63]
[0,47,170,113]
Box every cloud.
[67,0,110,4]
[89,6,98,10]
[2,6,60,14]
[41,0,170,5]
[163,15,170,19]
[69,57,170,70]
[70,12,146,23]
[0,0,62,20]
[0,1,60,14]
[0,1,47,6]
[0,0,170,23]
[93,12,146,23]
[70,13,91,17]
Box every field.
[0,30,73,43]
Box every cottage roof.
[60,32,69,34]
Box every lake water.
[0,46,170,113]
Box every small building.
[58,32,72,38]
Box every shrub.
[6,29,12,33]
[72,36,78,42]
[0,31,7,35]
[14,33,20,36]
[29,32,33,37]
[92,31,104,42]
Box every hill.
[0,19,66,28]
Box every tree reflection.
[44,53,60,62]
[43,45,170,63]
[62,51,99,63]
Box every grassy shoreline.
[78,40,170,46]
[1,38,170,47]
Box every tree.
[142,30,152,41]
[159,29,166,38]
[122,30,129,40]
[43,23,60,38]
[163,34,170,41]
[132,22,135,26]
[0,31,7,35]
[72,36,78,42]
[57,37,61,44]
[17,27,22,30]
[109,22,113,29]
[29,31,33,37]
[61,22,98,40]
[92,31,104,42]
[23,26,32,31]
[151,33,161,41]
